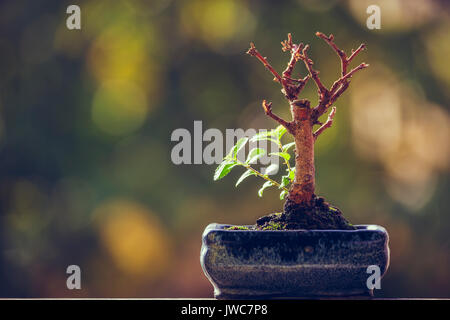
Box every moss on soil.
[226,226,251,230]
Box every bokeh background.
[0,0,449,298]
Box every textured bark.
[288,100,315,206]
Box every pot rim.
[203,223,387,235]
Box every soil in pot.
[228,194,355,231]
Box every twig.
[262,100,292,132]
[329,62,369,94]
[313,107,336,140]
[238,160,289,192]
[347,44,366,66]
[247,43,282,83]
[249,37,311,102]
[316,32,366,76]
[312,32,368,119]
[298,45,328,96]
[248,33,367,139]
[282,34,304,79]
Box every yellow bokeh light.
[94,199,171,278]
[384,162,437,211]
[91,80,148,136]
[350,65,449,210]
[85,8,163,136]
[179,0,256,52]
[87,23,155,87]
[350,66,402,160]
[403,103,449,171]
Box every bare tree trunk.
[247,33,368,209]
[248,33,367,229]
[288,101,315,206]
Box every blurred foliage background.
[0,0,449,298]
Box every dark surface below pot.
[200,223,390,299]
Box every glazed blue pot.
[200,223,390,299]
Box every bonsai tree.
[214,32,368,230]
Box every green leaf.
[280,175,291,189]
[235,169,256,187]
[227,137,248,159]
[250,130,272,142]
[282,142,295,152]
[279,189,288,200]
[214,161,237,181]
[246,148,266,164]
[274,125,287,140]
[258,180,274,197]
[270,152,291,162]
[250,129,281,146]
[263,164,279,176]
[234,137,248,157]
[250,126,287,145]
[250,136,280,146]
[288,167,295,180]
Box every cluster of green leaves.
[214,125,296,200]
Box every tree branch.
[298,45,329,96]
[316,32,346,75]
[248,33,367,129]
[248,37,311,102]
[313,107,336,140]
[262,100,292,132]
[347,44,366,65]
[247,43,282,83]
[281,33,304,79]
[312,32,368,119]
[328,81,349,106]
[313,62,369,117]
[316,32,366,76]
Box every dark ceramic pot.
[200,223,390,299]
